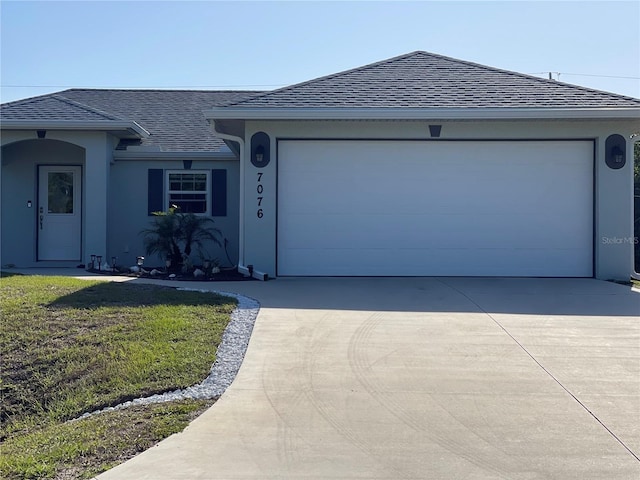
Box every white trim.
[1,120,150,137]
[204,107,640,121]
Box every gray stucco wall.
[241,119,639,280]
[108,158,240,269]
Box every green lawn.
[0,274,236,479]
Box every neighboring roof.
[1,89,262,152]
[207,51,640,120]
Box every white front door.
[38,166,82,261]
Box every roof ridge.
[0,91,69,109]
[417,51,640,103]
[225,51,425,107]
[1,89,267,108]
[52,94,128,121]
[224,50,640,108]
[62,88,266,94]
[0,91,131,121]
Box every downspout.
[209,121,247,272]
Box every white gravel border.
[77,288,259,420]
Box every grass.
[0,399,214,480]
[0,274,236,479]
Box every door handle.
[40,214,43,230]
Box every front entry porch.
[1,132,111,268]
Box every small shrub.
[140,207,222,272]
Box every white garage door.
[277,140,593,277]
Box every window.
[166,171,210,215]
[148,168,226,217]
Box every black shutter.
[211,169,227,216]
[148,169,164,215]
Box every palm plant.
[140,207,222,272]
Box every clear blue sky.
[1,0,639,103]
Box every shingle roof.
[1,89,262,152]
[225,51,640,109]
[2,51,638,152]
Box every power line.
[528,72,640,80]
[2,71,638,90]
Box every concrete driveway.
[94,277,639,479]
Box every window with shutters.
[166,171,210,215]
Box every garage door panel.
[281,172,582,217]
[281,212,590,251]
[277,140,593,277]
[279,247,591,277]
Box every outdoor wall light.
[605,134,626,170]
[251,132,270,168]
[611,146,624,164]
[255,145,265,164]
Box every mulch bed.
[84,266,255,282]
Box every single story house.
[2,51,639,279]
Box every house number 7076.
[257,172,264,218]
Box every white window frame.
[165,170,210,216]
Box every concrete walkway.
[22,273,639,479]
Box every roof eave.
[0,120,151,138]
[204,107,640,121]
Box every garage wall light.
[611,146,624,165]
[605,134,626,170]
[255,145,265,164]
[251,132,270,168]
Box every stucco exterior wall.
[108,158,240,268]
[242,119,639,280]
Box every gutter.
[0,120,151,138]
[208,120,251,278]
[113,150,236,161]
[203,107,640,121]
